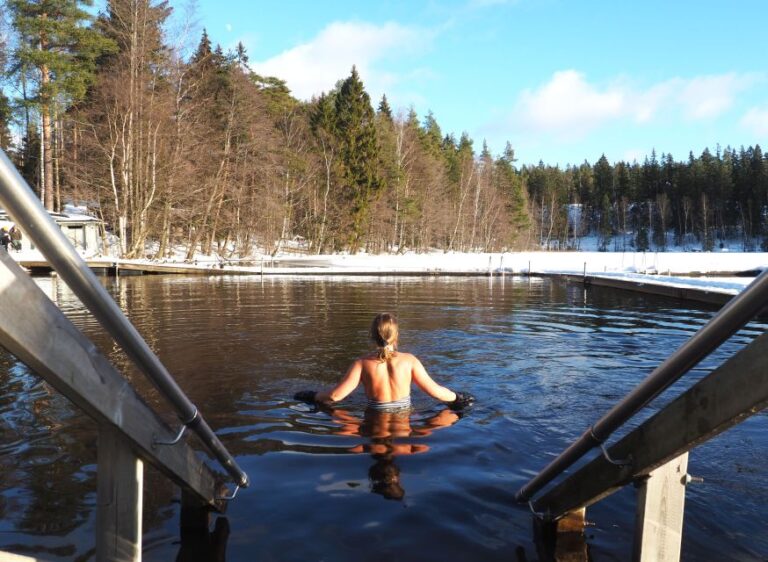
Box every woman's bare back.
[359,352,417,402]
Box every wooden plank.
[96,426,143,562]
[633,453,688,562]
[114,262,229,275]
[557,507,586,533]
[533,329,768,518]
[0,251,224,508]
[555,507,588,561]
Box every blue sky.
[182,0,766,166]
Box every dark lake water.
[0,275,766,561]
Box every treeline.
[0,1,765,258]
[529,147,768,252]
[0,0,530,258]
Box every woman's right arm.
[315,359,363,404]
[411,357,457,402]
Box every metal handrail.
[0,149,248,489]
[516,266,768,503]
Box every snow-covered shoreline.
[263,250,767,277]
[17,249,766,297]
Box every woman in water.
[295,312,473,410]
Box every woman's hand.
[448,391,475,410]
[294,390,318,404]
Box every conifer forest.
[1,0,767,258]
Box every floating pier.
[545,272,743,305]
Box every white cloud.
[225,23,232,33]
[508,70,762,140]
[740,105,768,136]
[514,70,625,138]
[249,21,432,101]
[675,73,758,120]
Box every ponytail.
[370,313,399,362]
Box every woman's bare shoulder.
[394,351,418,362]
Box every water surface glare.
[0,275,766,561]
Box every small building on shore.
[0,207,105,258]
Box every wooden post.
[633,452,688,562]
[556,508,588,561]
[181,489,210,534]
[97,425,144,562]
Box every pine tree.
[8,0,115,209]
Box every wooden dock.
[18,258,500,277]
[545,272,741,305]
[19,259,245,276]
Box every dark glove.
[448,391,475,411]
[294,390,318,404]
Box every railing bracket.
[153,424,188,447]
[599,442,633,467]
[217,484,240,501]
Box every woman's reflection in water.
[326,406,460,501]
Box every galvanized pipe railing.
[516,266,768,503]
[0,149,248,489]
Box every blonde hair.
[370,313,399,361]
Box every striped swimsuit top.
[366,396,412,411]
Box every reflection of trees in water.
[0,354,94,555]
[0,350,179,557]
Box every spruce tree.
[334,66,380,250]
[421,111,442,155]
[193,28,212,64]
[377,94,392,120]
[593,155,614,249]
[495,142,530,247]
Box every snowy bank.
[267,251,767,276]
